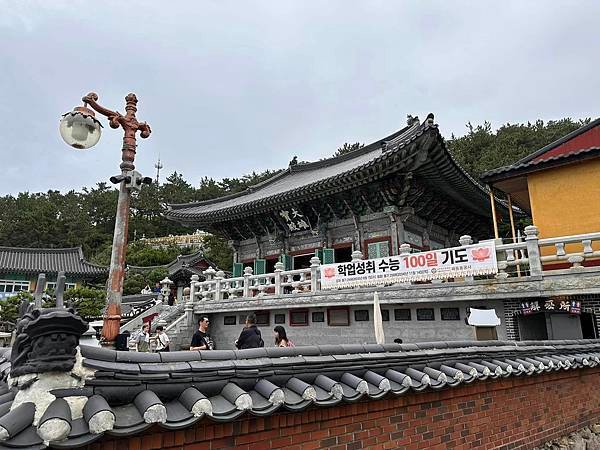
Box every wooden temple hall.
[167,114,503,275]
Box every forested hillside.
[0,117,589,271]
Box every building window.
[382,310,390,321]
[223,316,236,325]
[354,310,370,322]
[417,308,435,321]
[441,308,460,321]
[366,239,390,259]
[312,311,325,323]
[0,280,30,294]
[394,308,411,321]
[289,309,309,326]
[334,246,353,263]
[46,282,77,291]
[274,314,285,324]
[328,307,350,326]
[255,311,270,326]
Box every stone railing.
[188,226,600,305]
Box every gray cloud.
[0,0,598,195]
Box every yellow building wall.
[528,158,600,255]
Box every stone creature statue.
[10,303,88,378]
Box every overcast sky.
[0,1,598,195]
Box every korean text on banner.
[320,242,497,289]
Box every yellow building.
[482,118,600,261]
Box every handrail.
[190,226,600,302]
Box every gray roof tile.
[0,247,107,277]
[1,339,600,448]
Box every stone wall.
[84,367,600,450]
[190,300,507,351]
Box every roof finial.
[406,114,420,126]
[426,113,435,125]
[289,156,298,166]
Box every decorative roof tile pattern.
[0,340,599,448]
[0,247,107,277]
[480,146,600,183]
[166,115,495,225]
[127,250,220,278]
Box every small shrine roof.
[0,246,107,278]
[127,250,220,277]
[480,146,600,184]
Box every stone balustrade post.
[458,235,474,281]
[351,250,364,262]
[274,261,284,295]
[187,276,198,327]
[310,256,321,292]
[215,270,225,301]
[399,243,411,257]
[243,266,253,298]
[524,225,542,276]
[458,235,473,246]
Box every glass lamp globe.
[59,107,102,149]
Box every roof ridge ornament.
[406,114,420,126]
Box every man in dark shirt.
[235,313,263,349]
[190,317,214,350]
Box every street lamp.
[60,92,152,346]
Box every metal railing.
[189,226,600,303]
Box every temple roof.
[0,340,598,448]
[481,118,600,183]
[166,114,496,226]
[127,250,219,278]
[0,247,107,278]
[481,146,600,184]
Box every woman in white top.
[136,324,150,352]
[155,326,170,352]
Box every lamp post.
[59,92,152,345]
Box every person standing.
[190,317,214,350]
[235,314,263,349]
[274,325,294,347]
[136,324,150,352]
[155,326,170,352]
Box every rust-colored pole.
[488,187,499,239]
[507,194,521,276]
[82,93,151,345]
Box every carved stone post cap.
[524,225,539,239]
[243,266,253,275]
[215,270,225,279]
[203,267,216,276]
[351,250,364,261]
[310,256,321,266]
[399,243,411,255]
[459,235,473,245]
[274,262,284,271]
[190,274,200,282]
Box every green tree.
[64,287,106,318]
[0,291,33,324]
[448,118,591,177]
[203,234,233,271]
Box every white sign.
[320,242,497,289]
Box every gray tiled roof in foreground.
[0,247,107,277]
[0,340,599,449]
